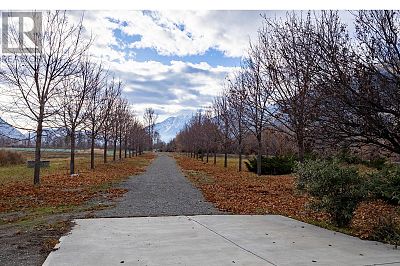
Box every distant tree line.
[174,10,400,175]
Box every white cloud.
[64,11,259,120]
[106,58,237,118]
[116,10,264,57]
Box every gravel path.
[96,153,222,217]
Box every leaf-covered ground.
[0,153,154,213]
[175,155,400,241]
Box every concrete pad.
[43,215,400,266]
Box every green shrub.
[0,149,25,166]
[245,155,295,175]
[367,165,400,205]
[371,216,400,247]
[295,159,366,227]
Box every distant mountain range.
[0,113,193,145]
[0,117,25,140]
[154,113,193,143]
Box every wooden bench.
[27,160,50,168]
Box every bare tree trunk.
[238,140,242,172]
[224,152,228,168]
[70,128,76,175]
[297,130,305,162]
[119,129,122,160]
[113,138,117,161]
[239,152,242,172]
[90,133,95,169]
[33,117,43,185]
[124,136,128,158]
[103,135,108,163]
[213,151,217,165]
[224,129,228,168]
[257,134,262,176]
[206,149,209,163]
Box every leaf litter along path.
[45,153,400,266]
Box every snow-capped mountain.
[154,113,193,143]
[0,117,25,140]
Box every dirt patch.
[0,212,74,266]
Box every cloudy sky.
[69,10,357,122]
[74,10,274,121]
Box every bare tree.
[111,103,119,161]
[118,99,129,160]
[131,120,148,155]
[348,10,400,154]
[226,71,248,171]
[213,92,232,168]
[59,59,99,175]
[0,11,90,185]
[110,97,123,160]
[124,111,136,158]
[259,12,321,161]
[202,109,217,163]
[101,78,121,163]
[143,108,158,150]
[126,115,142,157]
[86,68,116,169]
[311,11,400,154]
[241,46,274,176]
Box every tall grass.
[0,149,25,166]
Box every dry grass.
[0,150,129,185]
[0,153,155,213]
[0,149,25,167]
